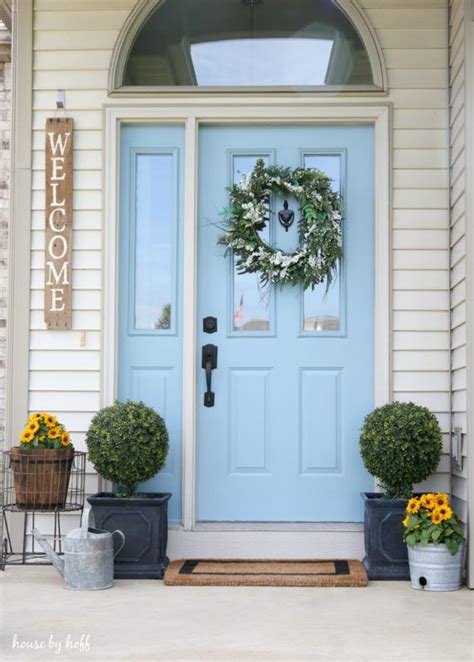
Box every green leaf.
[431,528,442,542]
[407,515,419,529]
[445,539,459,555]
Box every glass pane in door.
[231,153,272,333]
[302,153,343,333]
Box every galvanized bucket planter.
[408,543,464,591]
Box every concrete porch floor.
[0,567,472,662]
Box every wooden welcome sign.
[45,118,73,329]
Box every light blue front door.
[119,124,184,525]
[197,125,374,522]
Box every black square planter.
[362,492,410,580]
[88,492,171,579]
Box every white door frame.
[103,100,391,548]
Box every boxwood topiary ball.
[359,401,442,499]
[86,400,169,498]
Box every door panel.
[196,124,374,522]
[119,124,184,525]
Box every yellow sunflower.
[20,429,34,443]
[26,420,39,434]
[406,498,421,514]
[433,493,449,508]
[29,412,44,422]
[436,505,453,521]
[44,414,58,429]
[420,493,436,510]
[431,510,443,525]
[60,432,71,447]
[48,426,61,439]
[402,515,409,528]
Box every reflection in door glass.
[303,154,341,332]
[232,154,271,332]
[134,153,175,330]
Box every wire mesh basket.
[3,449,86,512]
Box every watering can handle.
[81,508,92,536]
[112,530,126,558]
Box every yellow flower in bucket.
[403,492,465,558]
[433,493,449,508]
[431,509,443,525]
[406,497,420,514]
[436,505,453,521]
[420,493,436,509]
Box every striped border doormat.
[164,559,368,587]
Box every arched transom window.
[116,0,385,91]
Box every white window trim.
[103,100,391,532]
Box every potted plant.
[11,412,74,509]
[359,401,442,580]
[86,400,171,579]
[403,493,465,591]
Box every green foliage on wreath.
[359,401,443,499]
[86,400,169,498]
[219,159,343,290]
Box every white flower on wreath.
[239,173,251,191]
[271,251,284,266]
[241,202,264,225]
[284,183,304,195]
[244,255,256,268]
[308,255,320,270]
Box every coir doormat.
[164,559,368,587]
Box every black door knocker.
[278,200,295,232]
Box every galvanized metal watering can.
[32,509,125,591]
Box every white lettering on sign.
[51,157,66,181]
[45,118,73,329]
[46,262,70,286]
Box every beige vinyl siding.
[360,0,451,494]
[30,0,451,498]
[30,0,136,498]
[449,0,468,525]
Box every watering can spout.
[32,528,65,577]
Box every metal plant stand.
[0,450,86,569]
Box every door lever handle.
[202,344,218,407]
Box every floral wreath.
[219,159,343,290]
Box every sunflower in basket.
[19,412,73,450]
